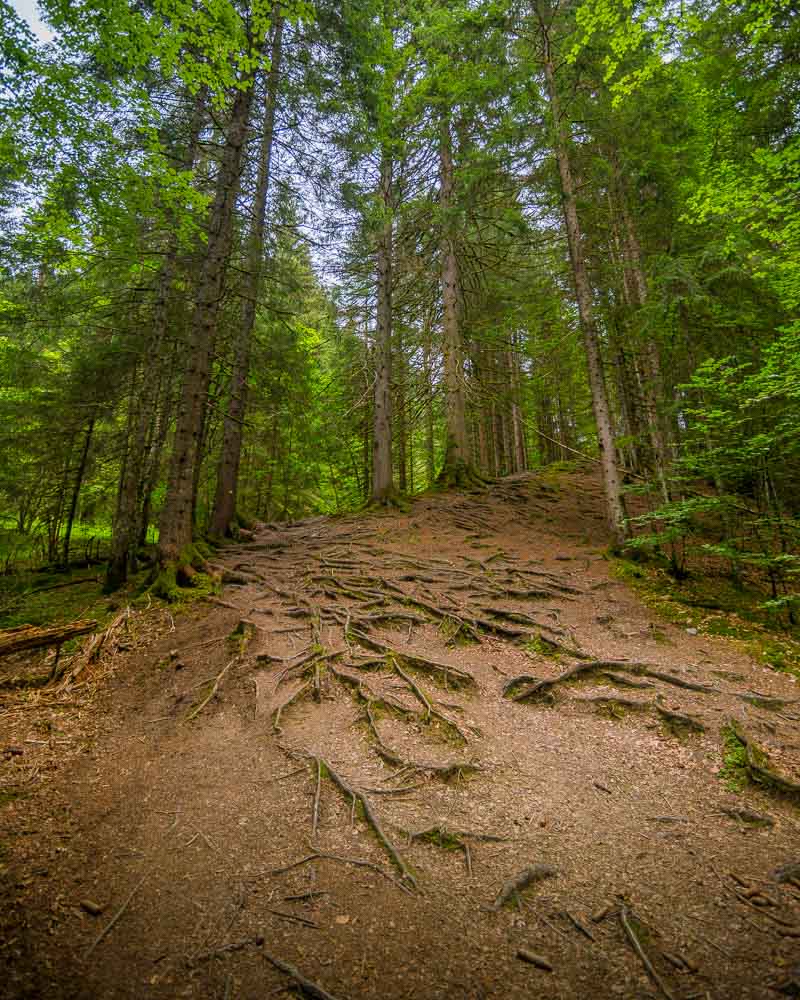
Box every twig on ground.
[619,905,675,1000]
[86,874,148,957]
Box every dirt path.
[3,469,800,999]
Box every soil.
[2,468,800,1000]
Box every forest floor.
[2,467,800,1000]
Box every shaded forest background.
[0,0,797,624]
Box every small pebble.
[686,627,698,635]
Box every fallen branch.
[0,619,97,658]
[489,863,557,910]
[261,949,344,1000]
[86,874,147,957]
[619,905,675,1000]
[185,657,237,722]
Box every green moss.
[523,635,560,660]
[720,724,750,793]
[595,699,628,721]
[146,543,222,604]
[416,826,464,851]
[438,617,476,646]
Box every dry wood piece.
[516,948,553,971]
[57,608,132,689]
[562,910,595,940]
[728,720,800,797]
[489,863,557,910]
[0,619,97,658]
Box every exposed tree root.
[619,905,676,1000]
[728,720,800,798]
[401,824,506,874]
[349,630,475,689]
[185,658,237,722]
[585,695,651,719]
[602,671,654,689]
[263,850,412,895]
[655,705,705,735]
[255,646,346,730]
[184,620,258,722]
[489,863,558,910]
[364,704,479,780]
[738,691,798,711]
[505,660,716,702]
[315,757,417,887]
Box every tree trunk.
[371,144,395,502]
[107,91,207,590]
[62,416,95,568]
[423,325,436,487]
[437,116,470,484]
[157,75,258,570]
[210,14,284,537]
[542,48,627,544]
[395,325,407,493]
[616,185,671,501]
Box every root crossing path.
[4,469,800,1000]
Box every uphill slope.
[2,468,800,1000]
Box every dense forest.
[1,0,797,615]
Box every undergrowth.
[612,556,800,679]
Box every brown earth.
[2,468,800,1000]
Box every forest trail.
[3,468,800,1000]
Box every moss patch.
[720,724,750,793]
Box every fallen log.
[0,619,97,659]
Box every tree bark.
[423,323,436,487]
[106,91,207,590]
[210,14,284,537]
[438,115,470,483]
[157,73,258,568]
[62,416,95,568]
[542,45,628,544]
[371,144,395,501]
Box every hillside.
[2,470,800,1000]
